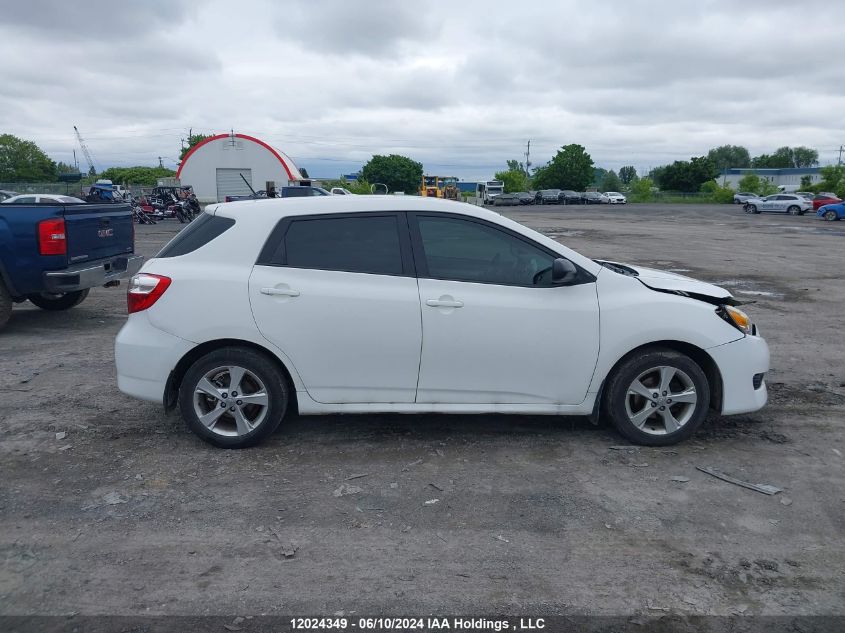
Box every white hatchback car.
[115,197,768,448]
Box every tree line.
[3,132,838,199]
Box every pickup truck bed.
[0,201,143,329]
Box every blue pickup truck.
[0,200,143,329]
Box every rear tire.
[602,347,711,446]
[27,289,89,311]
[0,278,12,330]
[787,205,800,215]
[179,346,289,448]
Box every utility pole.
[838,145,843,167]
[158,156,164,168]
[524,140,531,179]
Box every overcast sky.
[1,0,843,180]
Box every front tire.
[27,289,89,311]
[824,210,838,221]
[178,347,289,448]
[602,348,711,446]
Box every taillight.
[38,218,67,255]
[127,274,171,314]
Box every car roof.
[211,195,499,220]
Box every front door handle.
[260,287,300,297]
[426,297,464,308]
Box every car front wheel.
[179,347,289,448]
[824,210,839,221]
[602,348,710,446]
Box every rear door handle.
[260,287,300,297]
[426,298,464,308]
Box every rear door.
[771,195,790,212]
[249,212,422,404]
[62,202,134,263]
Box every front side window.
[416,216,555,287]
[284,215,403,275]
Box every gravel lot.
[1,203,843,618]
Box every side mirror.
[552,258,578,285]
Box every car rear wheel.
[0,278,12,330]
[27,289,89,311]
[179,346,289,448]
[602,348,711,446]
[747,204,759,214]
[787,205,800,215]
[824,210,839,221]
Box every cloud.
[0,0,843,179]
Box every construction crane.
[73,126,96,176]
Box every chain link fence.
[0,182,151,197]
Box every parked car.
[0,199,142,329]
[2,194,85,204]
[558,190,582,205]
[743,194,811,215]
[535,189,562,204]
[795,191,815,201]
[115,196,768,449]
[514,192,534,205]
[0,190,18,202]
[604,192,627,204]
[581,192,609,204]
[492,193,520,206]
[733,192,757,204]
[817,201,845,221]
[812,193,842,210]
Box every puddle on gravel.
[712,279,785,300]
[544,230,585,238]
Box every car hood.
[596,260,734,302]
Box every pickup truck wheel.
[0,279,12,330]
[27,289,90,311]
[179,347,289,448]
[602,348,710,446]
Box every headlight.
[719,305,753,335]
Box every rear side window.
[280,216,403,275]
[157,213,235,258]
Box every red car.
[813,192,842,210]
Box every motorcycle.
[132,204,156,225]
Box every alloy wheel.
[624,365,698,435]
[192,365,269,437]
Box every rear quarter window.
[156,213,235,258]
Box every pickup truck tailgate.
[63,203,134,263]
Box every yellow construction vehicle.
[420,175,460,200]
[420,175,442,197]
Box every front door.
[410,214,600,405]
[250,213,422,404]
